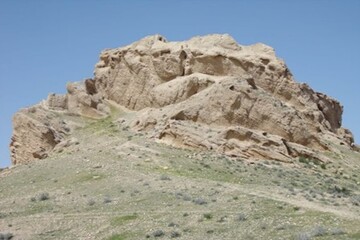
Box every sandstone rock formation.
[10,34,355,164]
[10,81,108,164]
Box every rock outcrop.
[10,34,355,164]
[10,81,109,164]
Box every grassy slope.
[0,109,360,240]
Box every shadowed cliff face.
[10,34,354,165]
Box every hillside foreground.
[1,105,360,240]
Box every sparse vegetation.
[299,156,309,164]
[295,232,311,240]
[298,156,322,167]
[329,185,351,196]
[107,233,127,240]
[87,199,96,206]
[152,230,165,238]
[236,213,247,222]
[168,222,178,227]
[350,195,360,206]
[37,192,50,201]
[203,213,213,220]
[111,214,138,226]
[159,175,171,181]
[1,109,359,239]
[192,198,207,205]
[311,226,327,237]
[170,231,181,238]
[330,228,346,235]
[103,196,112,204]
[293,206,301,211]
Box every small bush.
[87,199,96,206]
[330,228,346,235]
[312,159,321,165]
[200,163,211,169]
[38,192,50,201]
[329,185,351,196]
[236,213,247,222]
[299,156,309,164]
[276,225,286,231]
[217,216,227,223]
[350,194,360,206]
[103,196,112,204]
[193,198,207,205]
[170,231,181,238]
[168,222,179,227]
[295,232,311,240]
[203,213,213,220]
[311,226,327,237]
[182,195,192,201]
[298,156,322,166]
[160,175,171,181]
[152,230,165,237]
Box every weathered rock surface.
[10,80,108,164]
[11,106,66,164]
[10,34,355,164]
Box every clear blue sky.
[1,0,359,167]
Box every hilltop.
[10,34,356,165]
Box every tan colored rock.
[65,81,107,118]
[53,137,79,153]
[10,34,355,164]
[47,93,67,110]
[10,106,66,164]
[133,74,329,151]
[93,34,347,139]
[11,78,110,164]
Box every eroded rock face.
[92,34,353,161]
[10,34,354,164]
[11,106,66,164]
[11,79,109,164]
[93,34,344,133]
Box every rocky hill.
[2,35,360,239]
[10,34,355,165]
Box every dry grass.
[1,110,360,239]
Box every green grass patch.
[298,156,322,166]
[349,232,360,239]
[25,202,54,215]
[111,214,138,226]
[106,233,128,240]
[75,172,106,183]
[203,213,213,220]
